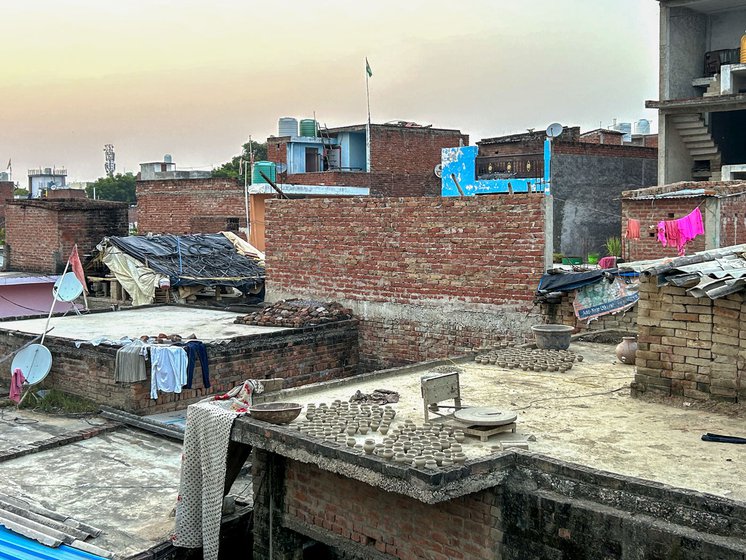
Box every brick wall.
[136,178,246,235]
[246,437,746,560]
[719,195,746,247]
[281,459,501,559]
[579,131,624,145]
[622,197,708,261]
[47,188,86,199]
[0,318,358,414]
[5,199,128,273]
[265,195,547,369]
[554,143,657,160]
[0,181,14,225]
[633,276,745,402]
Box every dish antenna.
[11,344,52,385]
[434,164,443,178]
[53,272,84,302]
[546,123,563,138]
[276,163,288,174]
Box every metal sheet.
[0,526,107,560]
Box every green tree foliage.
[86,173,137,203]
[213,140,268,182]
[13,187,28,197]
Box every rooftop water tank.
[164,154,173,163]
[299,119,317,138]
[634,119,651,135]
[252,161,276,185]
[279,117,298,137]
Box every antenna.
[434,164,443,178]
[12,344,52,386]
[104,144,116,178]
[53,272,84,302]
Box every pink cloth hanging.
[675,207,705,255]
[9,368,25,403]
[599,256,617,269]
[625,219,640,240]
[657,221,667,246]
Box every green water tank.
[251,161,276,184]
[299,118,317,137]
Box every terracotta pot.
[616,337,638,365]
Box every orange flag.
[70,245,88,293]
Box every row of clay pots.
[358,437,468,468]
[475,348,584,372]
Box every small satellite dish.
[276,163,288,174]
[53,272,83,302]
[546,123,563,138]
[11,344,52,385]
[434,164,443,178]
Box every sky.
[1,0,660,183]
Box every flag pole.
[365,58,372,172]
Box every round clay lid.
[454,407,518,426]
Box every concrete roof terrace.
[235,341,746,503]
[0,305,289,342]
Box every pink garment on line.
[657,221,667,246]
[676,207,704,253]
[625,218,640,240]
[10,368,25,403]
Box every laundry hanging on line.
[656,207,704,256]
[625,218,640,240]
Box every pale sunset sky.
[1,0,660,182]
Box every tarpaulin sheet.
[536,270,611,294]
[105,234,265,289]
[573,277,639,321]
[101,246,164,306]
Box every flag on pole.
[5,159,10,170]
[69,244,88,294]
[365,58,373,78]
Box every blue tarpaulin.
[0,526,106,560]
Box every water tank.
[634,119,651,135]
[278,117,298,137]
[251,161,276,185]
[164,154,173,163]
[299,119,317,138]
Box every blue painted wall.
[441,142,550,196]
[287,141,324,173]
[337,132,366,171]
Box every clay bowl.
[249,402,303,424]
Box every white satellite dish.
[434,164,443,178]
[11,344,52,385]
[276,163,288,174]
[546,123,563,138]
[53,272,83,302]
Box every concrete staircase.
[671,113,722,180]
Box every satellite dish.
[53,272,83,302]
[11,344,52,385]
[546,123,563,138]
[276,163,288,174]
[434,164,443,178]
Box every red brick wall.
[719,195,746,247]
[0,319,358,414]
[579,131,624,145]
[5,200,128,273]
[0,181,15,225]
[136,178,246,234]
[283,459,500,559]
[622,198,708,261]
[265,195,546,368]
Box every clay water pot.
[615,337,637,365]
[363,439,376,455]
[424,459,438,470]
[382,448,394,460]
[434,452,445,466]
[346,437,356,448]
[359,425,369,435]
[413,456,426,468]
[379,425,390,436]
[453,452,466,464]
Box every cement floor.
[1,427,182,557]
[0,305,287,342]
[279,341,746,503]
[0,408,99,453]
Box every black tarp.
[536,269,613,294]
[106,234,264,290]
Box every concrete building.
[27,167,66,198]
[441,126,658,259]
[648,0,746,184]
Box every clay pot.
[363,439,376,455]
[615,337,637,365]
[346,437,356,448]
[453,452,466,464]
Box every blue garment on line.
[179,340,210,389]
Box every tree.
[213,140,268,182]
[86,173,137,204]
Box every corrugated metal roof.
[626,188,710,200]
[0,526,106,560]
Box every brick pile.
[634,275,745,402]
[235,300,353,328]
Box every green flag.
[365,58,373,78]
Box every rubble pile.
[235,299,354,328]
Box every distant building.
[28,167,66,198]
[648,0,746,183]
[441,126,658,258]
